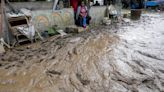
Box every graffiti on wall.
[33,10,74,31]
[32,7,106,31]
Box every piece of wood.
[0,14,2,38]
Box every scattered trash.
[56,30,67,36]
[7,13,24,18]
[106,4,120,24]
[107,5,118,16]
[20,8,32,16]
[0,38,11,49]
[123,18,130,23]
[103,17,111,25]
[16,24,35,40]
[41,31,49,38]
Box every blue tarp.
[145,0,164,7]
[145,1,159,7]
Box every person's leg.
[83,17,87,28]
[86,16,91,25]
[74,12,77,25]
[80,16,83,27]
[77,16,83,27]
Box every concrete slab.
[0,44,5,53]
[65,25,89,33]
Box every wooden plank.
[0,14,2,38]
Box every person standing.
[70,0,80,24]
[93,1,100,6]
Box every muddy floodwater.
[0,13,164,92]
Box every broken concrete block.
[0,44,5,53]
[123,18,131,23]
[65,25,79,33]
[65,25,89,33]
[103,17,111,25]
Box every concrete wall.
[1,2,106,44]
[32,8,75,31]
[89,6,106,25]
[1,2,106,31]
[11,1,53,10]
[32,6,106,31]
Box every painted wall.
[32,6,106,31]
[11,1,53,10]
[2,2,106,28]
[1,2,106,44]
[32,8,75,31]
[1,1,106,31]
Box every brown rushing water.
[0,13,164,92]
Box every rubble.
[0,44,5,53]
[102,17,111,25]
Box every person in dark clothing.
[70,0,80,24]
[122,0,129,8]
[93,1,100,6]
[131,0,143,9]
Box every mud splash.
[0,13,164,92]
[0,30,119,92]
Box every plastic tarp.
[108,5,118,15]
[145,0,164,7]
[145,1,158,6]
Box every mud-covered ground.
[0,12,164,92]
